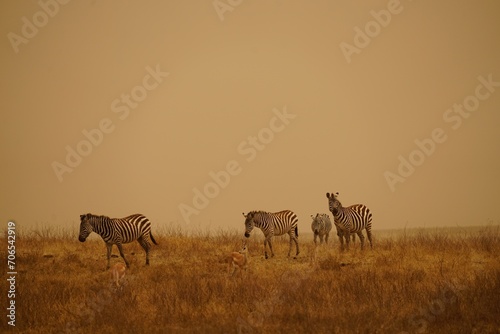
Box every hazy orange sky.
[1,1,499,233]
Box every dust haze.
[1,1,500,232]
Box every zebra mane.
[245,211,275,222]
[247,210,268,216]
[81,213,112,223]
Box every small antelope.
[226,242,249,277]
[110,262,126,287]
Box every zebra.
[78,213,158,269]
[326,192,373,251]
[243,210,299,259]
[334,223,360,245]
[310,213,333,244]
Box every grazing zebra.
[326,192,373,250]
[310,213,333,244]
[243,210,299,259]
[78,213,158,269]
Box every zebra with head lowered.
[310,213,333,244]
[78,213,158,269]
[243,210,299,259]
[326,192,373,251]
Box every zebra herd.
[78,192,373,267]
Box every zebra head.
[326,192,341,214]
[242,212,257,238]
[311,214,325,235]
[78,213,94,242]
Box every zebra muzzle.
[78,236,86,242]
[244,232,250,238]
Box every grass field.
[1,225,499,333]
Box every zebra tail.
[150,231,158,245]
[295,226,299,237]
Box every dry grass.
[1,226,499,333]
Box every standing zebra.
[78,213,158,269]
[334,224,359,245]
[326,192,373,250]
[310,213,333,244]
[243,210,299,259]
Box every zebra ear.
[242,212,247,218]
[326,193,330,198]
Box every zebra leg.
[344,231,351,250]
[267,237,275,258]
[313,234,318,245]
[106,243,113,270]
[358,232,365,250]
[263,239,269,259]
[287,231,299,258]
[366,229,373,249]
[293,235,299,258]
[319,235,324,244]
[325,233,329,244]
[338,234,344,251]
[138,237,151,265]
[116,243,130,268]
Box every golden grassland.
[1,225,499,333]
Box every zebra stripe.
[326,192,373,250]
[78,213,158,269]
[310,213,333,244]
[334,224,359,244]
[243,210,299,259]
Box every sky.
[1,0,499,234]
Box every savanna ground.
[1,225,499,333]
